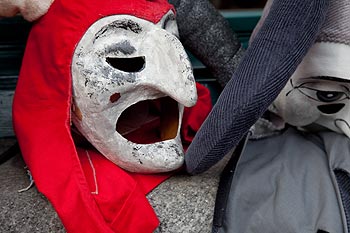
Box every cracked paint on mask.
[71,12,197,173]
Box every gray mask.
[271,43,350,137]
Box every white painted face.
[71,10,197,173]
[272,43,350,137]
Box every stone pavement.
[0,139,229,233]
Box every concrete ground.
[0,138,229,233]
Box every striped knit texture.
[185,0,330,174]
[334,169,350,231]
[169,0,244,87]
[316,0,350,45]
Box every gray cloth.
[334,170,350,231]
[184,0,330,175]
[250,0,350,45]
[219,127,349,233]
[169,0,244,87]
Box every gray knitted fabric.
[316,0,350,45]
[334,169,350,231]
[253,0,350,46]
[185,0,330,174]
[169,0,244,87]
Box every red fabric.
[182,83,212,148]
[13,0,173,232]
[12,0,212,232]
[78,148,168,232]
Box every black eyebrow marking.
[311,76,350,83]
[94,19,142,43]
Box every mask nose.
[335,119,350,138]
[333,105,350,138]
[139,27,197,107]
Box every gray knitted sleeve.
[169,0,244,87]
[184,0,330,174]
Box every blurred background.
[210,0,267,9]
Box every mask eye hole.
[316,91,345,102]
[106,56,145,73]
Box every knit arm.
[169,0,244,87]
[185,0,330,174]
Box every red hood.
[13,0,174,232]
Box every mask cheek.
[273,89,320,126]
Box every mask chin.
[116,96,180,144]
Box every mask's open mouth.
[116,96,179,144]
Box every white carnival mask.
[271,43,350,137]
[71,10,197,173]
